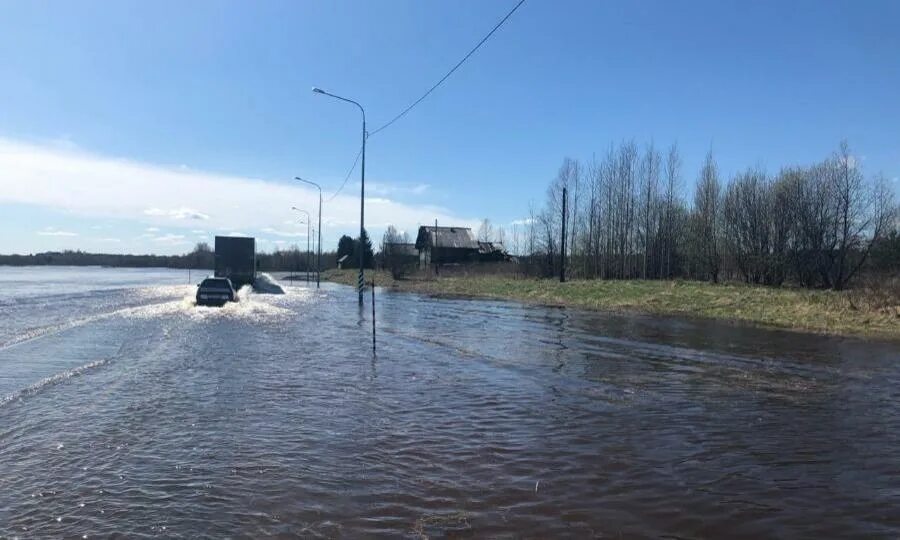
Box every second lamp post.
[295,176,322,288]
[291,207,311,284]
[312,86,366,305]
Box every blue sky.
[1,0,898,255]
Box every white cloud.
[152,233,187,244]
[325,218,357,227]
[143,206,209,220]
[176,208,210,220]
[0,138,476,246]
[36,227,78,237]
[98,237,121,243]
[145,227,160,232]
[261,227,306,238]
[509,218,534,226]
[368,181,430,197]
[191,229,206,234]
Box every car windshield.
[201,279,229,289]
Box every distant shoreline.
[0,264,213,272]
[0,252,199,269]
[322,269,900,341]
[0,263,187,269]
[0,248,315,272]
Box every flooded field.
[1,266,898,538]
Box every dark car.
[196,277,236,306]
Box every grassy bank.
[322,269,900,339]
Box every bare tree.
[723,168,773,284]
[569,159,582,276]
[828,143,893,289]
[527,201,538,273]
[600,141,639,279]
[601,144,617,278]
[662,143,682,278]
[381,225,404,248]
[693,149,722,282]
[781,163,834,287]
[381,225,410,274]
[523,139,889,290]
[639,142,661,279]
[512,223,520,257]
[587,153,602,277]
[477,219,494,243]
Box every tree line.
[0,242,340,273]
[519,141,897,290]
[0,246,214,269]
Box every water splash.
[122,285,294,321]
[252,273,285,294]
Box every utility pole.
[371,274,376,352]
[560,187,567,283]
[359,114,366,303]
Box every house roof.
[415,226,479,250]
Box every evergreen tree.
[336,235,355,266]
[356,229,375,269]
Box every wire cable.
[326,145,363,202]
[367,0,526,138]
[322,1,524,203]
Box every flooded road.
[1,267,898,538]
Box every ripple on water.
[1,271,899,538]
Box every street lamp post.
[291,207,311,284]
[311,226,316,283]
[295,177,322,288]
[312,86,366,305]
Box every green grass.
[322,269,900,339]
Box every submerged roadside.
[322,269,900,340]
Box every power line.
[326,145,363,202]
[367,0,526,138]
[322,0,524,203]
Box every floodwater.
[1,266,898,538]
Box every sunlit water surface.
[1,266,898,538]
